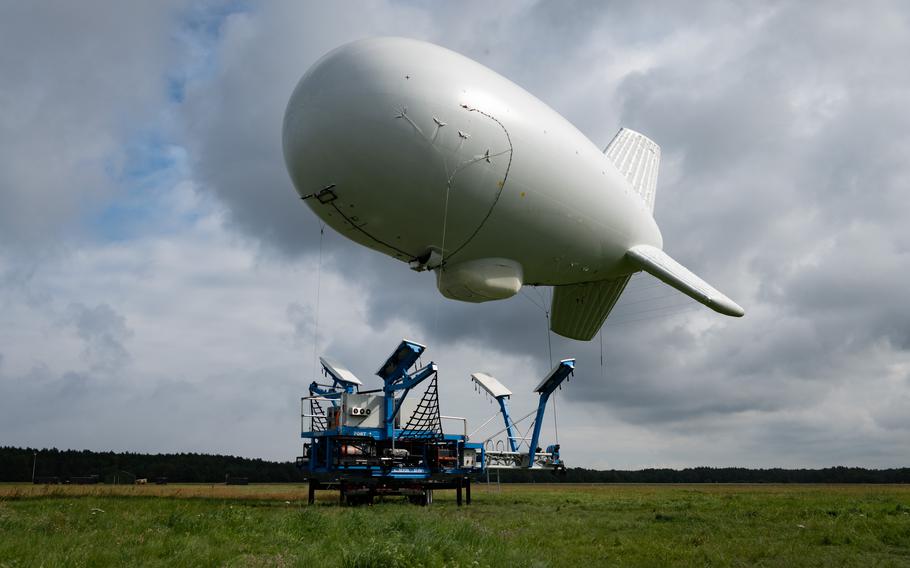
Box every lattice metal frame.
[398,374,443,440]
[310,398,328,432]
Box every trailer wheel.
[340,487,374,506]
[406,488,433,506]
[307,479,319,505]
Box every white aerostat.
[283,37,743,340]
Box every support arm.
[497,397,520,453]
[386,363,438,394]
[527,359,575,467]
[382,362,438,439]
[470,372,519,451]
[309,381,344,405]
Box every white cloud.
[0,1,190,246]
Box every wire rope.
[311,223,325,382]
[545,287,558,445]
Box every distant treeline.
[2,447,908,484]
[0,447,303,483]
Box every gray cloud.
[66,302,133,372]
[286,301,315,344]
[0,363,305,459]
[0,1,187,248]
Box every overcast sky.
[2,1,909,469]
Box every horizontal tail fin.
[604,128,660,212]
[626,245,744,317]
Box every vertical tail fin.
[604,128,661,212]
[550,275,631,341]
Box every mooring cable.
[311,223,325,382]
[547,287,559,446]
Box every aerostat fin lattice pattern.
[604,128,661,212]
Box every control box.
[341,393,384,428]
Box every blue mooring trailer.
[297,339,574,506]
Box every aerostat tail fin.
[549,275,632,341]
[626,245,744,317]
[604,128,660,212]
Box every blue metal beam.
[387,363,437,393]
[497,397,520,453]
[528,359,575,467]
[308,381,343,405]
[383,363,438,438]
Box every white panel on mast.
[320,357,363,386]
[470,372,512,399]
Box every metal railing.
[440,415,467,438]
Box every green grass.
[1,484,910,566]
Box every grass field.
[2,483,910,567]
